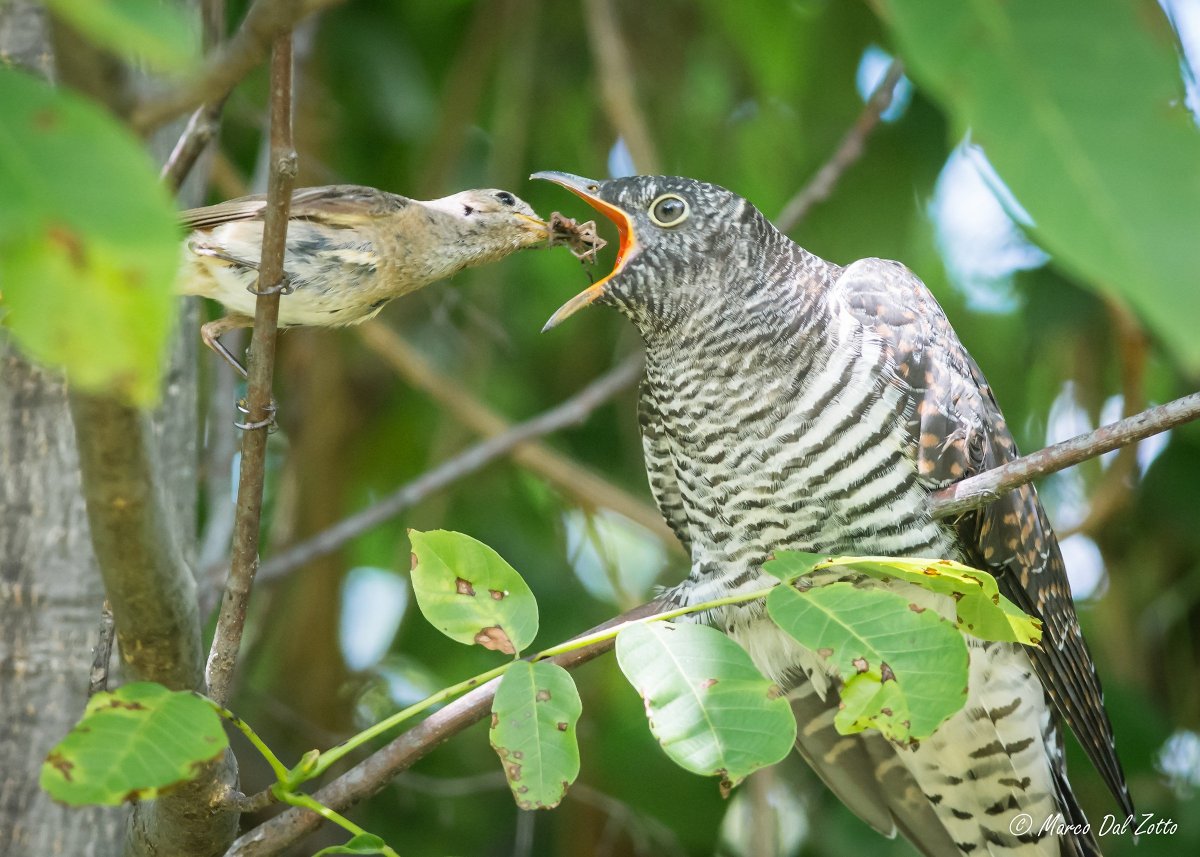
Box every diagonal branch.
[775,59,905,232]
[929,391,1200,519]
[357,323,681,550]
[223,598,669,857]
[132,0,344,133]
[247,354,645,590]
[204,35,297,708]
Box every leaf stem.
[203,697,290,782]
[274,789,401,857]
[310,661,512,779]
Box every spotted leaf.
[767,582,968,743]
[489,661,582,810]
[408,529,538,655]
[40,682,228,806]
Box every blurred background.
[197,1,1200,854]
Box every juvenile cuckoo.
[535,171,1131,857]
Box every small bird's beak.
[531,171,638,331]
[514,212,549,233]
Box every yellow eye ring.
[648,193,689,227]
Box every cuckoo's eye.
[495,191,516,206]
[649,194,689,227]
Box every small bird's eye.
[648,193,689,227]
[463,205,475,216]
[495,191,516,206]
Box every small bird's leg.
[189,241,295,296]
[190,242,261,271]
[201,314,254,378]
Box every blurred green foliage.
[0,68,179,405]
[11,0,1200,853]
[220,1,1200,854]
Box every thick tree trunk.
[0,352,128,855]
[0,7,126,852]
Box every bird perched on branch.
[535,171,1130,857]
[178,185,563,375]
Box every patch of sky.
[339,566,409,671]
[928,141,1048,314]
[564,508,669,607]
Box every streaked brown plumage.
[178,184,551,373]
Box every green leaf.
[881,0,1200,371]
[489,661,582,810]
[0,68,179,406]
[615,622,796,794]
[767,583,968,743]
[312,834,390,856]
[408,529,538,655]
[769,552,1042,645]
[40,682,228,805]
[761,549,825,581]
[43,0,199,73]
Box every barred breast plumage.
[536,171,1132,857]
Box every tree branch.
[357,323,681,550]
[224,598,668,857]
[131,0,343,133]
[246,354,645,590]
[929,391,1200,519]
[775,59,905,232]
[159,0,228,190]
[204,35,297,708]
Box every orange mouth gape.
[532,172,638,330]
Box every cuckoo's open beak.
[531,171,638,331]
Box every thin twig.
[929,391,1200,519]
[1060,300,1149,539]
[224,598,669,857]
[131,0,343,133]
[582,0,660,174]
[250,355,644,586]
[160,0,229,189]
[358,324,680,549]
[161,101,226,191]
[205,35,297,708]
[86,599,115,698]
[775,60,905,232]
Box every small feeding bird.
[535,171,1131,857]
[178,184,563,374]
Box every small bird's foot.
[234,397,278,433]
[246,272,295,297]
[201,317,251,378]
